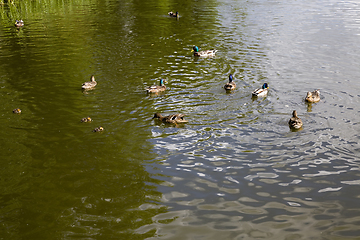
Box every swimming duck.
[81,117,92,123]
[305,89,320,103]
[13,108,21,114]
[252,83,269,97]
[168,11,179,18]
[15,20,24,27]
[191,46,217,57]
[152,113,188,124]
[82,75,97,90]
[288,110,303,130]
[93,126,104,132]
[146,79,167,93]
[224,74,236,91]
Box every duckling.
[82,75,97,90]
[81,117,92,123]
[305,90,320,103]
[93,126,104,132]
[146,79,167,93]
[168,11,179,18]
[224,74,236,91]
[15,20,24,27]
[252,83,269,97]
[288,110,303,130]
[191,46,217,57]
[12,108,21,114]
[152,113,188,124]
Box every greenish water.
[1,0,360,239]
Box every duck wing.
[164,114,188,123]
[224,82,236,90]
[289,117,303,129]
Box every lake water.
[1,0,360,239]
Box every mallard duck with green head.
[82,75,97,90]
[81,117,92,123]
[168,11,179,18]
[93,126,104,132]
[224,74,236,91]
[305,89,320,103]
[15,20,24,27]
[13,108,21,114]
[252,83,269,97]
[191,46,217,57]
[146,79,167,93]
[152,113,188,124]
[288,110,303,130]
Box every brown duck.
[81,117,92,122]
[305,90,320,103]
[146,79,167,93]
[93,126,104,132]
[82,75,97,90]
[168,11,179,18]
[224,74,236,91]
[13,108,21,114]
[152,113,188,124]
[288,110,303,130]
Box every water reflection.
[0,0,168,239]
[1,0,360,239]
[146,0,360,238]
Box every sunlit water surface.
[1,0,360,239]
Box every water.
[1,0,360,239]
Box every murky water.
[1,0,360,239]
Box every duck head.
[191,46,199,53]
[292,110,298,118]
[159,79,167,86]
[152,113,163,119]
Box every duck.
[81,117,92,123]
[82,75,97,90]
[15,20,24,27]
[288,110,303,130]
[93,126,104,132]
[152,113,188,124]
[146,79,167,93]
[191,46,217,57]
[305,89,320,103]
[168,11,179,18]
[12,108,21,114]
[224,74,236,91]
[252,83,269,97]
